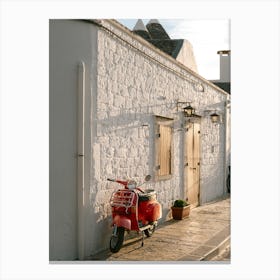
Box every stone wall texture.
[87,20,230,255]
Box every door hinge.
[156,165,160,170]
[156,133,160,138]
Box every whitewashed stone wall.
[87,20,229,255]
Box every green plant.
[173,199,189,208]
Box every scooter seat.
[138,189,156,201]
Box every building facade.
[49,19,230,260]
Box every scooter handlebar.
[107,178,128,187]
[107,178,115,182]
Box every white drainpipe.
[77,61,85,260]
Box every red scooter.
[107,175,162,253]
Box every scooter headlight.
[127,180,137,189]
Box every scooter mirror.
[145,175,151,182]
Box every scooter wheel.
[110,227,125,253]
[144,224,156,237]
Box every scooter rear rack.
[110,190,136,213]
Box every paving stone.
[89,198,231,262]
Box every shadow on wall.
[200,163,225,204]
[96,111,156,178]
[87,206,113,255]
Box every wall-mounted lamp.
[183,102,195,117]
[210,111,220,123]
[204,109,222,124]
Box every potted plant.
[171,199,191,220]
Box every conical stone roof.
[133,19,151,40]
[133,19,147,31]
[147,19,160,24]
[132,19,182,59]
[130,19,198,73]
[146,19,170,40]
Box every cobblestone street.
[89,197,230,262]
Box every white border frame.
[1,1,279,279]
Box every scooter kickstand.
[141,231,144,247]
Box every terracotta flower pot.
[171,205,191,220]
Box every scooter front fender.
[112,215,131,230]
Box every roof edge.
[85,19,229,96]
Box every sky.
[118,19,230,80]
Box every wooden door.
[184,122,200,208]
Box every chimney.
[217,50,231,82]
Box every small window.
[154,116,173,180]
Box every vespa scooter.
[107,175,162,253]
